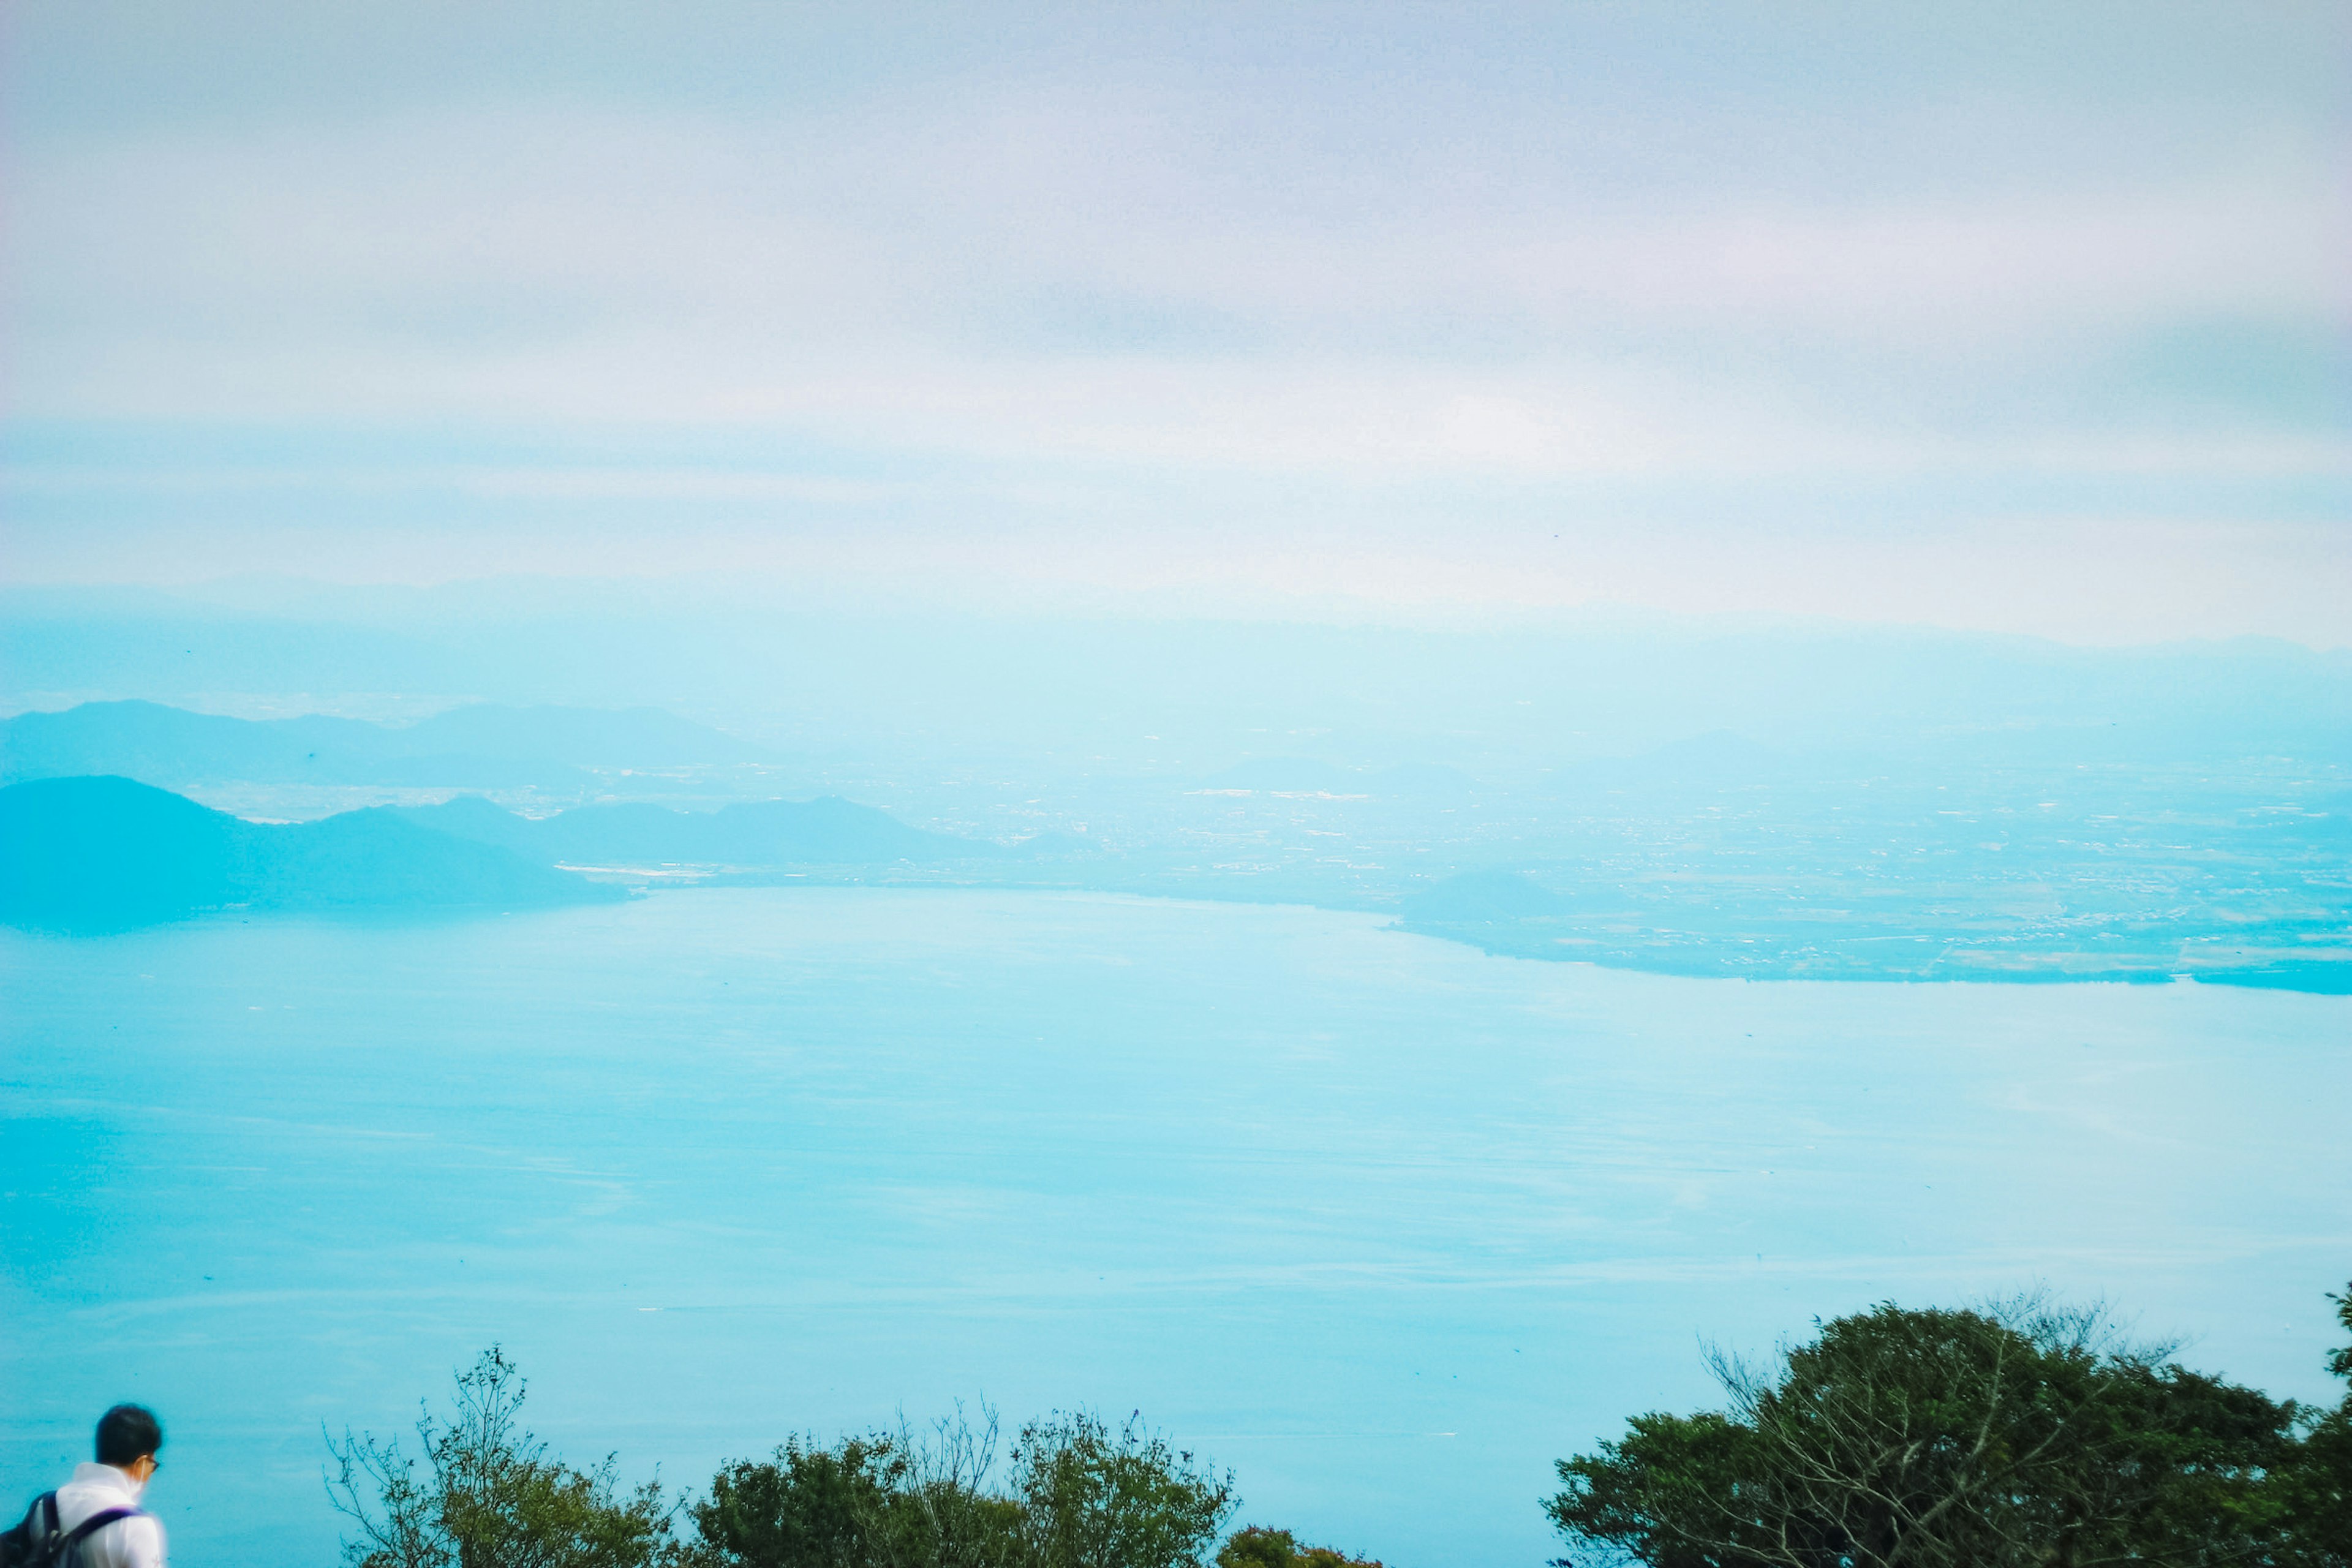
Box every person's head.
[96,1404,163,1481]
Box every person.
[45,1405,167,1568]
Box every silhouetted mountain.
[0,700,768,789]
[2,702,391,785]
[0,776,622,932]
[392,795,999,868]
[389,793,541,853]
[14,587,2352,769]
[1401,870,1572,925]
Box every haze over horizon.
[5,1,2348,645]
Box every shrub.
[1012,1412,1235,1568]
[683,1405,1232,1568]
[683,1434,901,1568]
[1545,1296,2304,1567]
[681,1408,1022,1568]
[2271,1281,2352,1568]
[1215,1525,1384,1567]
[326,1346,676,1568]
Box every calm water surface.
[4,888,2348,1566]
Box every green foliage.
[326,1346,677,1568]
[887,1408,1028,1568]
[1012,1411,1235,1568]
[331,1359,1251,1568]
[682,1407,1231,1568]
[683,1434,902,1568]
[1214,1525,1384,1567]
[679,1408,1023,1568]
[1547,1297,2307,1567]
[2268,1281,2352,1568]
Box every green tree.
[682,1409,1022,1568]
[1214,1524,1385,1567]
[1546,1297,2301,1567]
[880,1406,1028,1568]
[685,1405,1238,1568]
[1012,1412,1235,1568]
[2272,1281,2352,1567]
[326,1346,677,1568]
[683,1435,902,1568]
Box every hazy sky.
[4,2,2347,641]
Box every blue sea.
[4,888,2348,1566]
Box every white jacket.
[51,1463,166,1568]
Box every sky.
[3,2,2348,643]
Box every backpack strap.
[59,1509,144,1551]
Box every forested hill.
[0,779,1023,933]
[0,776,622,932]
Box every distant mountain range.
[1,777,1031,933]
[0,776,624,932]
[14,588,2351,768]
[0,700,770,791]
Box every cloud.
[10,85,2342,458]
[1,4,2345,639]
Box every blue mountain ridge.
[0,776,624,932]
[1,778,1025,933]
[0,699,770,790]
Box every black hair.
[96,1404,163,1467]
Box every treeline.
[323,1350,1378,1568]
[326,1278,2352,1568]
